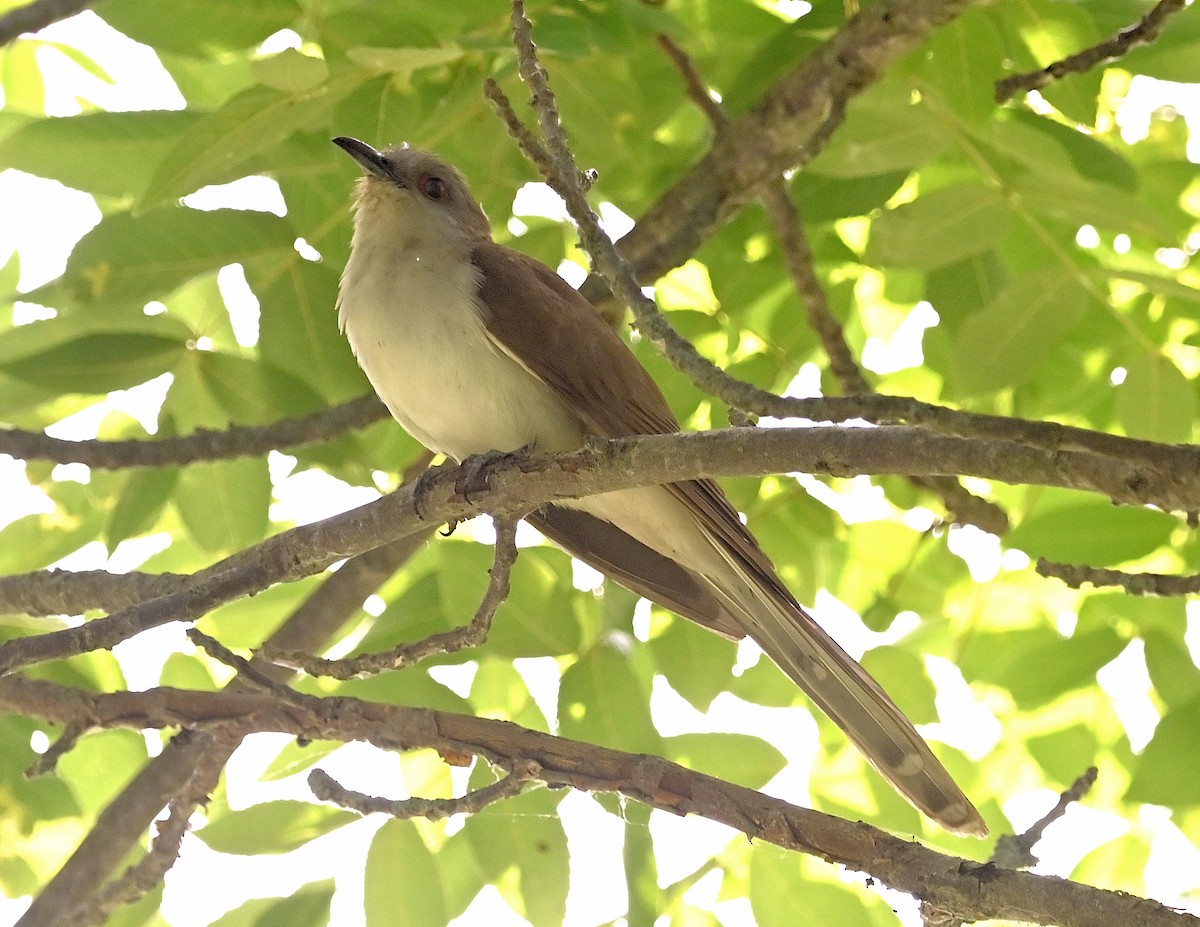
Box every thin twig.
[655,34,728,130]
[923,767,1100,926]
[1037,559,1200,596]
[0,394,388,469]
[505,0,762,425]
[186,628,299,701]
[309,759,539,820]
[264,516,520,679]
[483,79,565,194]
[25,721,84,777]
[995,0,1189,103]
[994,767,1099,869]
[0,0,93,46]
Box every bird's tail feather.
[707,559,987,837]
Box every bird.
[331,136,986,837]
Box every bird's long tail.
[707,560,987,836]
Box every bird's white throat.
[337,212,583,462]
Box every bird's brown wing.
[471,241,985,836]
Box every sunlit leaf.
[197,801,357,854]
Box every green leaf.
[809,86,954,178]
[106,466,179,548]
[793,171,908,223]
[921,13,1003,124]
[648,614,737,711]
[1026,724,1101,786]
[346,44,466,77]
[96,0,301,55]
[995,626,1126,709]
[26,208,294,311]
[1115,351,1194,443]
[861,646,937,725]
[951,268,1090,396]
[0,39,45,113]
[1127,696,1200,806]
[139,76,365,208]
[0,332,186,394]
[56,730,148,814]
[197,800,356,854]
[251,48,329,93]
[198,350,325,422]
[174,457,271,553]
[866,183,1010,271]
[0,111,202,199]
[559,643,662,754]
[752,851,880,927]
[1143,631,1200,708]
[365,820,445,927]
[259,740,343,782]
[1006,497,1177,567]
[664,733,786,788]
[247,259,371,403]
[465,787,568,927]
[209,880,334,927]
[925,251,1007,333]
[1008,171,1177,242]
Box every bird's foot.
[456,445,532,503]
[411,461,455,523]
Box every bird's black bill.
[332,136,398,183]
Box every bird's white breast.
[337,234,584,462]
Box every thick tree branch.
[580,0,990,301]
[0,0,93,46]
[1,425,1195,671]
[0,569,190,617]
[2,675,1193,927]
[0,394,388,469]
[995,0,1190,103]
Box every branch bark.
[2,424,1193,672]
[3,675,1193,927]
[0,394,388,469]
[14,517,435,926]
[0,0,94,46]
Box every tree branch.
[0,394,389,469]
[655,31,1008,535]
[309,760,538,820]
[2,675,1193,927]
[13,460,437,927]
[580,0,990,301]
[266,515,520,679]
[1,424,1195,672]
[0,0,93,46]
[1037,560,1200,596]
[995,0,1190,103]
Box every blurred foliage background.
[0,0,1199,924]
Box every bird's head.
[333,137,492,248]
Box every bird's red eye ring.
[420,175,447,201]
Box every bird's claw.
[411,462,452,522]
[456,445,531,503]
